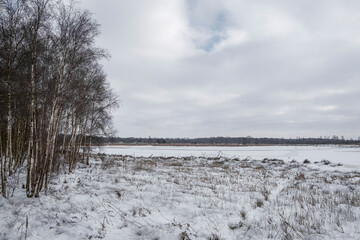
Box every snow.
[96,145,360,169]
[1,146,360,239]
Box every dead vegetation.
[2,153,360,239]
[93,153,360,239]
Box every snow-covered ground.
[1,146,360,239]
[96,145,360,169]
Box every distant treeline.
[93,136,360,145]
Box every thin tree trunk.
[44,104,63,192]
[68,113,78,172]
[59,111,71,174]
[0,124,6,198]
[26,48,37,197]
[81,109,90,163]
[86,116,95,166]
[6,72,13,179]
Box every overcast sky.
[78,0,360,139]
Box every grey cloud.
[79,0,360,138]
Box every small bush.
[240,210,247,220]
[207,233,222,240]
[101,157,115,170]
[115,190,122,198]
[255,199,264,208]
[228,221,244,230]
[180,231,191,240]
[321,159,331,165]
[295,172,305,180]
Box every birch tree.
[0,0,118,198]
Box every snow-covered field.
[96,145,360,169]
[1,146,360,239]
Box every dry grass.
[107,154,360,239]
[5,153,358,239]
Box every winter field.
[1,145,360,239]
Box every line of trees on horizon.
[0,0,118,198]
[94,136,360,146]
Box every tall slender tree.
[0,0,118,198]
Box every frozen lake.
[95,145,360,169]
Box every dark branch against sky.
[78,0,360,138]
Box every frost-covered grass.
[96,145,360,168]
[1,154,360,239]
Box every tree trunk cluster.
[0,0,118,198]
